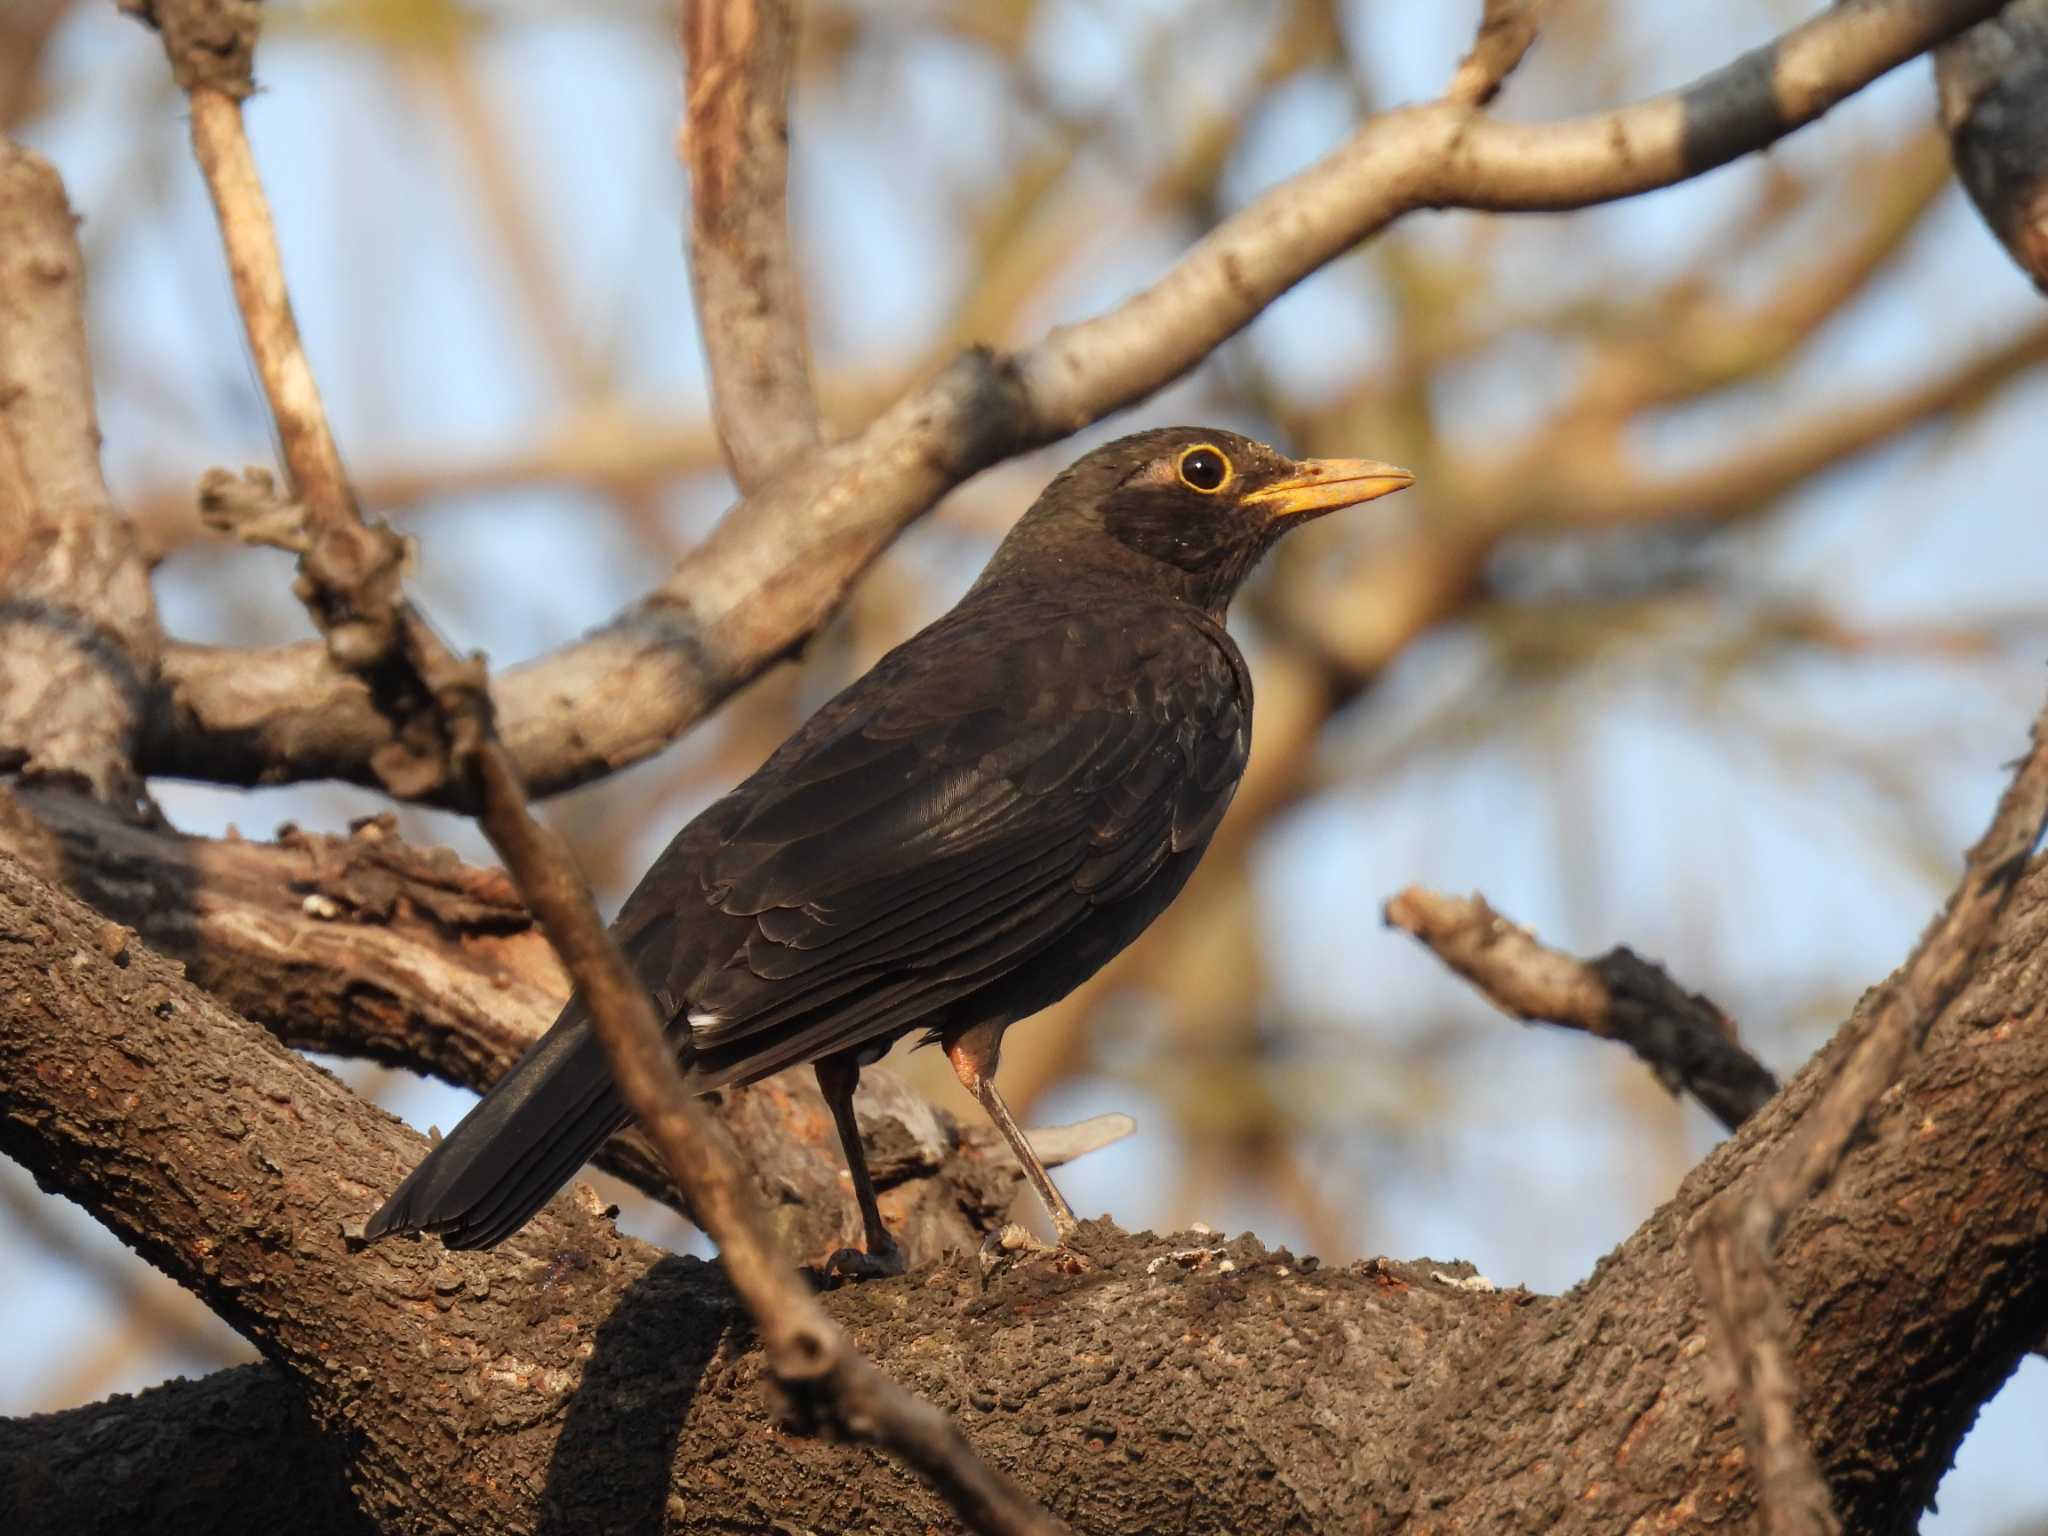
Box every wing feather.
[676,597,1250,1081]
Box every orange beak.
[1241,458,1415,523]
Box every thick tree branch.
[5,793,2047,1530]
[0,139,160,811]
[0,1366,370,1536]
[682,0,820,489]
[135,0,2012,803]
[1692,688,2048,1535]
[1384,887,1779,1131]
[0,843,1440,1533]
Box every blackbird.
[366,427,1412,1265]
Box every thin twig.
[682,0,820,489]
[1689,691,2048,1535]
[145,15,1069,1532]
[136,0,2016,803]
[1384,887,1777,1131]
[1445,0,1545,109]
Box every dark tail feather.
[364,1009,635,1251]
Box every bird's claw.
[977,1221,1092,1282]
[825,1240,907,1281]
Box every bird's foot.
[977,1221,1092,1282]
[824,1237,907,1282]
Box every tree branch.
[1308,317,2048,681]
[0,1366,371,1536]
[1938,0,2048,290]
[5,795,2047,1530]
[0,138,160,812]
[681,0,820,489]
[0,840,1438,1532]
[1384,887,1779,1131]
[1691,687,2048,1534]
[1444,0,1546,110]
[135,0,2013,803]
[1547,317,2048,528]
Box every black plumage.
[366,427,1413,1261]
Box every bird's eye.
[1178,445,1229,492]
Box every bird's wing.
[358,601,1245,1249]
[659,602,1250,1082]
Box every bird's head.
[984,427,1414,614]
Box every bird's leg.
[813,1053,905,1277]
[945,1029,1078,1241]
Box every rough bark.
[0,1366,372,1536]
[0,141,160,811]
[0,784,1042,1269]
[3,821,2043,1534]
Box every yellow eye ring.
[1178,444,1231,493]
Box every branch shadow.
[537,1253,738,1535]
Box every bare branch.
[135,0,2013,803]
[0,849,1466,1532]
[0,139,161,811]
[1310,318,2048,681]
[1445,0,1546,110]
[1385,888,1778,1131]
[1690,688,2048,1535]
[682,0,820,489]
[1013,0,2011,415]
[1937,0,2048,290]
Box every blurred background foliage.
[6,0,2047,1526]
